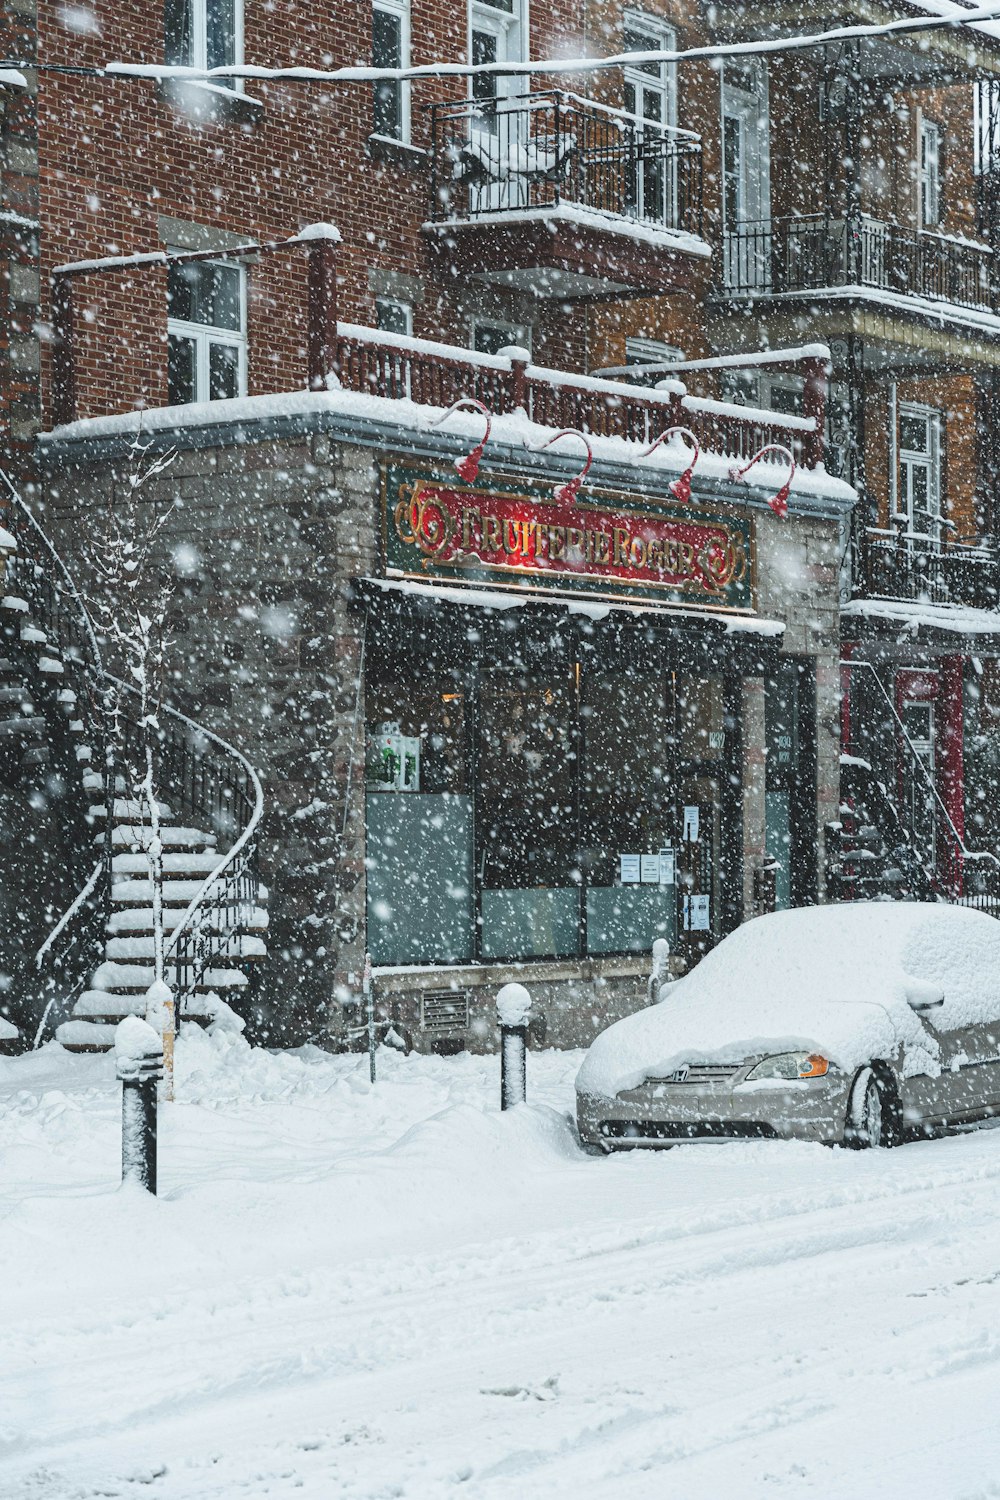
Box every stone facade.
[39,402,850,1049]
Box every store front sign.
[383,466,753,610]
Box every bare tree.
[84,433,179,1094]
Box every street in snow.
[3,1033,1000,1499]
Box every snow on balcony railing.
[49,233,827,469]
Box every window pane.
[208,340,240,400]
[365,686,473,965]
[167,333,197,405]
[168,261,242,332]
[164,0,193,66]
[206,0,237,74]
[473,322,520,355]
[372,9,402,137]
[900,413,928,453]
[375,297,411,335]
[478,0,514,14]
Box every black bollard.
[496,982,532,1111]
[115,1017,164,1194]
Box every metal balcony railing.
[861,527,1000,609]
[428,90,703,239]
[723,214,996,311]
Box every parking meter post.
[115,1017,164,1195]
[648,938,671,1005]
[363,952,376,1085]
[496,983,532,1111]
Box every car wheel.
[845,1066,901,1149]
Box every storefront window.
[365,681,474,964]
[364,602,749,968]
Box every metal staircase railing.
[116,685,264,1008]
[0,472,266,1040]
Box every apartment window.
[373,0,410,141]
[919,119,941,228]
[472,320,530,356]
[167,259,247,405]
[719,369,761,407]
[164,0,241,85]
[375,296,413,336]
[899,404,942,539]
[623,13,676,224]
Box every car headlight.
[745,1052,829,1081]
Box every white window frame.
[470,318,531,357]
[919,116,941,229]
[372,0,411,143]
[167,258,247,405]
[898,401,942,541]
[179,0,244,90]
[624,337,682,375]
[721,59,771,290]
[622,12,677,129]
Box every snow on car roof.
[576,903,1000,1100]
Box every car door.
[901,1001,998,1129]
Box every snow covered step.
[93,961,249,994]
[55,1019,118,1052]
[0,684,33,704]
[108,905,269,934]
[112,851,226,876]
[38,656,64,675]
[0,715,45,737]
[88,798,174,821]
[111,877,269,905]
[105,933,266,962]
[1,595,28,613]
[71,991,214,1023]
[19,625,46,644]
[103,825,217,850]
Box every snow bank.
[576,904,1000,1100]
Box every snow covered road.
[3,1035,1000,1498]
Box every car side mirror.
[905,982,945,1012]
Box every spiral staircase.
[0,479,268,1052]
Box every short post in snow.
[648,938,671,1006]
[115,1016,164,1195]
[497,982,532,1111]
[364,951,377,1085]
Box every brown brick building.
[0,0,999,1052]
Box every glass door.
[722,62,771,290]
[623,16,676,225]
[469,0,525,212]
[477,669,580,959]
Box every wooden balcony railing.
[49,229,826,469]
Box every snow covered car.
[576,903,1000,1150]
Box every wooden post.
[52,272,76,426]
[301,223,341,391]
[499,344,530,414]
[801,354,828,470]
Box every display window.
[363,599,754,968]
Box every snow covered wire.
[90,2,1000,87]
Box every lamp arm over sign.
[528,427,594,505]
[639,425,701,504]
[729,443,796,520]
[429,396,493,484]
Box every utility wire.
[7,1,1000,87]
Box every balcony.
[861,528,1000,610]
[424,91,706,301]
[722,215,997,316]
